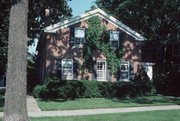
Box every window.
[120,62,130,81]
[73,27,85,47]
[173,44,180,56]
[110,31,119,48]
[61,59,73,80]
[96,61,106,81]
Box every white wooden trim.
[96,60,107,81]
[120,61,130,81]
[61,59,73,80]
[44,8,145,41]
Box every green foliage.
[33,78,154,99]
[27,53,37,93]
[80,80,102,98]
[96,0,179,79]
[28,0,72,45]
[0,2,9,76]
[33,85,48,98]
[0,0,72,77]
[153,72,180,96]
[83,16,121,75]
[96,0,179,43]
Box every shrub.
[33,78,155,99]
[33,85,48,98]
[80,80,102,98]
[154,71,180,96]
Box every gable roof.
[44,8,145,41]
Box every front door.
[96,61,106,81]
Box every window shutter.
[73,60,78,80]
[106,61,111,81]
[129,63,134,80]
[69,27,74,45]
[92,61,97,80]
[56,58,62,79]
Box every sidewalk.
[26,95,41,112]
[0,104,180,117]
[0,95,180,117]
[27,105,180,117]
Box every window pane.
[75,28,85,38]
[120,72,129,79]
[62,59,73,77]
[111,41,118,47]
[120,65,128,71]
[110,31,119,40]
[63,70,72,75]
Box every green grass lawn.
[0,95,4,111]
[31,109,180,121]
[36,96,180,111]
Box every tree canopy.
[96,0,179,43]
[0,0,72,76]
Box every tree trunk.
[3,0,30,121]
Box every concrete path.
[26,95,41,112]
[0,105,180,117]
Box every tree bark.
[3,0,30,121]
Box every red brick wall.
[44,16,142,81]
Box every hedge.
[153,72,180,96]
[33,78,155,99]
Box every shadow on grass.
[38,96,180,106]
[0,95,4,111]
[39,98,68,103]
[108,96,180,105]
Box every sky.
[68,0,96,17]
[28,0,96,54]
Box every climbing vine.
[82,16,122,75]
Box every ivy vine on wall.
[82,16,123,76]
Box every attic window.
[110,31,119,48]
[72,27,85,47]
[75,27,85,38]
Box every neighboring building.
[36,8,146,83]
[142,40,180,73]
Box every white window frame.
[73,27,86,48]
[61,59,73,80]
[110,30,119,49]
[96,60,106,81]
[173,43,180,56]
[120,61,130,81]
[75,27,85,38]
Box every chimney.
[45,9,50,27]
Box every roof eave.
[44,8,146,41]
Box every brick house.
[36,8,146,83]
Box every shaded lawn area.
[36,96,180,111]
[31,110,180,121]
[0,95,4,111]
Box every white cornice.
[44,8,145,41]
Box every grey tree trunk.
[3,0,30,121]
